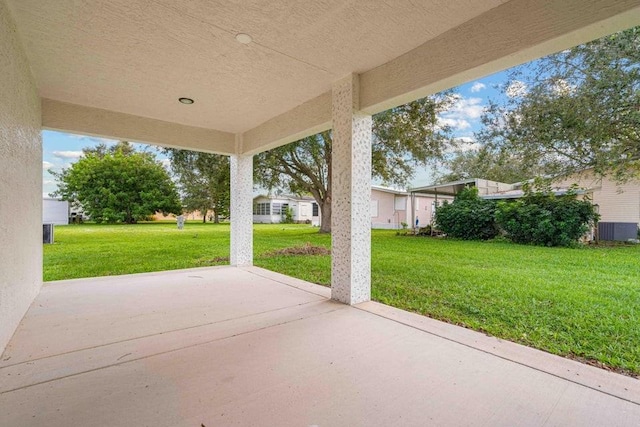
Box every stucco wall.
[0,0,42,354]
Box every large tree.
[163,149,230,223]
[255,93,456,233]
[478,26,640,183]
[52,142,181,223]
[439,145,547,184]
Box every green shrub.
[435,187,498,240]
[418,225,432,236]
[495,183,599,247]
[282,207,294,224]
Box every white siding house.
[552,169,640,226]
[253,195,320,226]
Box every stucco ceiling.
[7,0,508,134]
[6,0,640,154]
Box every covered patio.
[2,267,639,425]
[2,0,640,424]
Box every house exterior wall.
[253,196,320,225]
[415,195,436,226]
[370,190,399,229]
[410,194,450,227]
[554,170,640,225]
[370,189,450,229]
[0,0,43,354]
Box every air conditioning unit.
[598,222,638,241]
[43,223,54,244]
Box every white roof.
[482,188,593,200]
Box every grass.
[44,222,640,375]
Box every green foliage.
[255,93,456,232]
[439,144,546,184]
[495,182,600,247]
[435,187,498,240]
[417,225,432,236]
[52,143,181,223]
[478,26,640,183]
[282,206,294,224]
[163,149,230,223]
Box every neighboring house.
[253,195,320,226]
[254,188,451,230]
[550,169,640,226]
[42,198,69,225]
[411,178,514,198]
[370,185,451,229]
[412,171,640,239]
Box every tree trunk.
[319,199,331,233]
[201,208,207,223]
[214,211,220,224]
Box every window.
[253,202,270,215]
[272,203,288,215]
[312,203,319,216]
[370,200,379,217]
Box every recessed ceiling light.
[178,97,194,105]
[235,33,253,44]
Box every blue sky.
[42,69,516,196]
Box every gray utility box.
[43,223,54,244]
[598,222,638,241]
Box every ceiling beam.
[42,99,236,155]
[241,92,332,155]
[360,0,640,114]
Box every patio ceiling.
[6,0,640,155]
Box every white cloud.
[43,179,54,185]
[43,161,54,170]
[470,82,486,93]
[551,79,575,95]
[453,136,481,152]
[438,95,485,132]
[505,80,527,98]
[452,96,484,119]
[455,136,475,144]
[52,150,83,160]
[439,117,471,130]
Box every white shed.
[42,198,69,225]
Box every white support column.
[230,134,253,267]
[331,74,372,305]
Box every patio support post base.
[230,135,253,267]
[330,74,372,305]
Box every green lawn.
[44,222,640,376]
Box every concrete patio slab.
[1,266,639,426]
